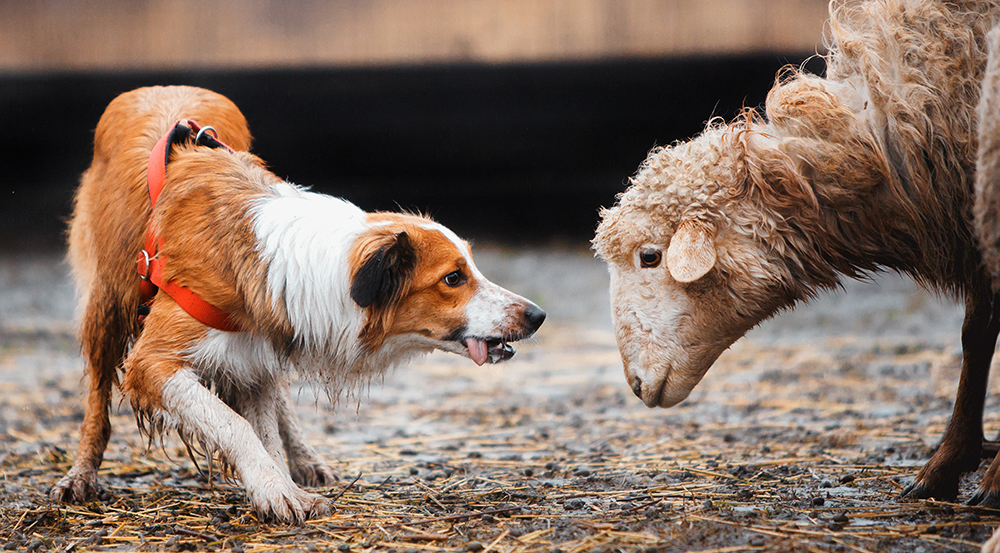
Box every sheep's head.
[593,127,804,408]
[595,71,892,408]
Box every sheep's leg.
[901,291,999,501]
[971,452,1000,507]
[970,306,1000,508]
[976,22,1000,468]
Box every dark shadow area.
[0,53,823,251]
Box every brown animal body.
[977,22,1000,553]
[51,86,266,503]
[594,0,1000,505]
[52,85,545,522]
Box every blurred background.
[1,7,990,551]
[0,0,829,250]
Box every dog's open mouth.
[464,337,516,366]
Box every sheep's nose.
[524,304,546,331]
[630,377,643,399]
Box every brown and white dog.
[50,86,545,522]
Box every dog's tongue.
[466,337,488,366]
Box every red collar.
[136,120,243,332]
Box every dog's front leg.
[276,379,338,487]
[218,377,288,473]
[218,376,335,487]
[162,368,330,523]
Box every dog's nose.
[524,304,546,331]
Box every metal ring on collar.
[195,125,218,144]
[139,250,152,281]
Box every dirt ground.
[3,245,1000,552]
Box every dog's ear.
[350,231,416,309]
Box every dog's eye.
[443,271,463,287]
[639,250,662,269]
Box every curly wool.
[595,0,1000,300]
[976,24,1000,287]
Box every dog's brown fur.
[49,86,323,502]
[53,86,544,522]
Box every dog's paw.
[290,460,338,488]
[253,486,330,524]
[50,468,100,503]
[247,472,331,524]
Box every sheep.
[978,23,1000,284]
[593,0,1000,506]
[976,21,1000,553]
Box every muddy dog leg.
[902,289,1000,501]
[161,369,330,522]
[50,294,131,502]
[123,301,330,523]
[219,378,289,472]
[219,378,336,488]
[276,380,338,487]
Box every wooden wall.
[0,0,829,73]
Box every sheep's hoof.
[968,487,1000,508]
[968,457,1000,506]
[902,436,982,503]
[900,472,960,503]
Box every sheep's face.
[594,135,795,408]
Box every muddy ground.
[3,245,1000,552]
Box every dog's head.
[349,213,545,364]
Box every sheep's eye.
[639,250,662,268]
[443,271,463,287]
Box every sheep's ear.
[666,221,716,283]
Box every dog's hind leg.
[50,291,131,502]
[276,380,338,487]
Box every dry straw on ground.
[2,250,1000,552]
